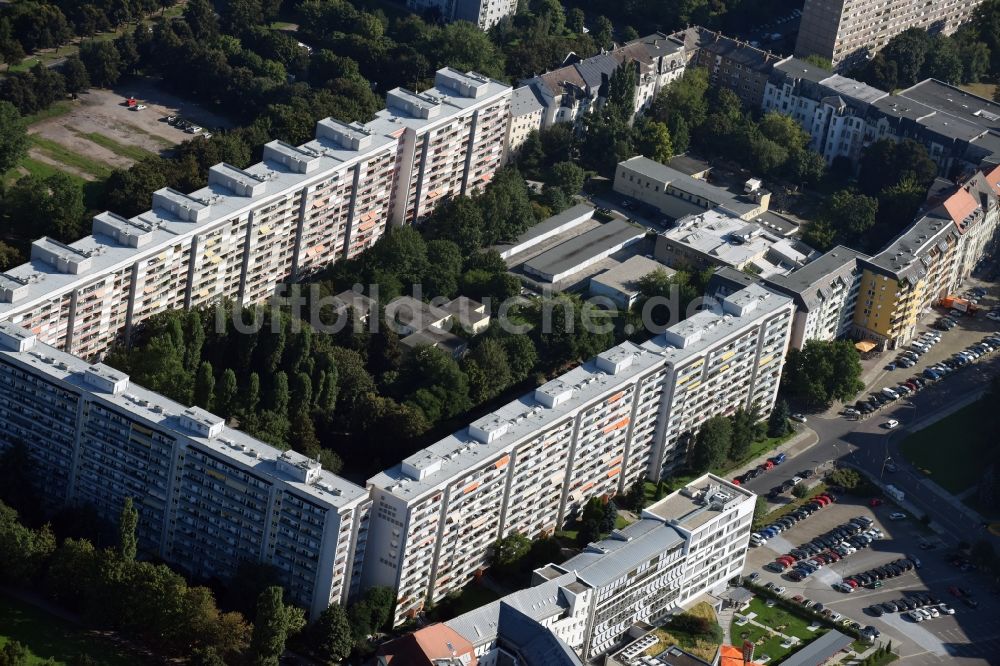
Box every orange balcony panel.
[607,391,625,404]
[602,417,631,434]
[580,481,595,493]
[607,467,621,478]
[494,455,510,469]
[463,481,480,494]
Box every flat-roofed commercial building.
[523,219,647,283]
[0,69,511,359]
[614,157,771,222]
[0,323,370,620]
[362,284,792,626]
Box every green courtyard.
[0,593,142,665]
[730,597,829,663]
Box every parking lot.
[745,497,1000,663]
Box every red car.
[846,579,859,588]
[869,498,883,507]
[732,477,742,485]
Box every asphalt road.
[741,352,1000,546]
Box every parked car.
[790,413,807,423]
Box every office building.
[0,69,511,359]
[764,245,867,349]
[853,166,1000,347]
[654,209,815,278]
[795,0,983,71]
[362,284,792,626]
[407,0,517,30]
[614,157,771,222]
[0,322,370,620]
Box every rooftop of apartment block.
[765,245,867,311]
[674,26,782,72]
[0,322,367,509]
[368,285,791,502]
[510,84,545,118]
[898,79,1000,134]
[643,473,755,530]
[0,69,510,318]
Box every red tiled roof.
[942,187,979,230]
[719,644,764,666]
[377,624,477,666]
[984,164,1000,194]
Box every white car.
[889,512,907,520]
[988,311,1000,321]
[885,419,899,429]
[774,586,787,595]
[927,606,940,618]
[938,604,955,615]
[132,104,147,110]
[908,610,924,622]
[790,413,807,423]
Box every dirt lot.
[26,79,233,181]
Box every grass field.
[901,398,993,493]
[72,130,157,161]
[30,136,113,179]
[0,594,140,665]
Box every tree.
[193,361,215,409]
[119,497,138,562]
[600,499,617,534]
[768,400,790,438]
[215,368,238,416]
[819,189,878,242]
[60,56,90,94]
[5,172,86,241]
[729,408,756,462]
[306,604,353,665]
[633,118,674,163]
[547,161,585,198]
[464,339,512,403]
[689,416,732,473]
[0,242,21,271]
[782,340,864,409]
[792,483,811,499]
[0,101,27,173]
[492,532,531,567]
[858,139,937,197]
[249,587,306,666]
[79,40,123,87]
[752,496,768,526]
[0,641,29,666]
[185,0,220,40]
[625,479,646,510]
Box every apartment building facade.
[406,0,517,30]
[765,246,867,349]
[795,0,983,71]
[763,63,1000,173]
[0,322,370,620]
[853,166,1000,347]
[362,285,792,626]
[0,69,511,360]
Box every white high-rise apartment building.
[363,285,792,626]
[795,0,982,71]
[406,0,517,30]
[0,322,371,620]
[0,69,511,359]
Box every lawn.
[0,593,141,665]
[30,136,112,179]
[648,602,720,662]
[731,598,827,663]
[72,130,157,161]
[900,399,993,493]
[427,581,502,621]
